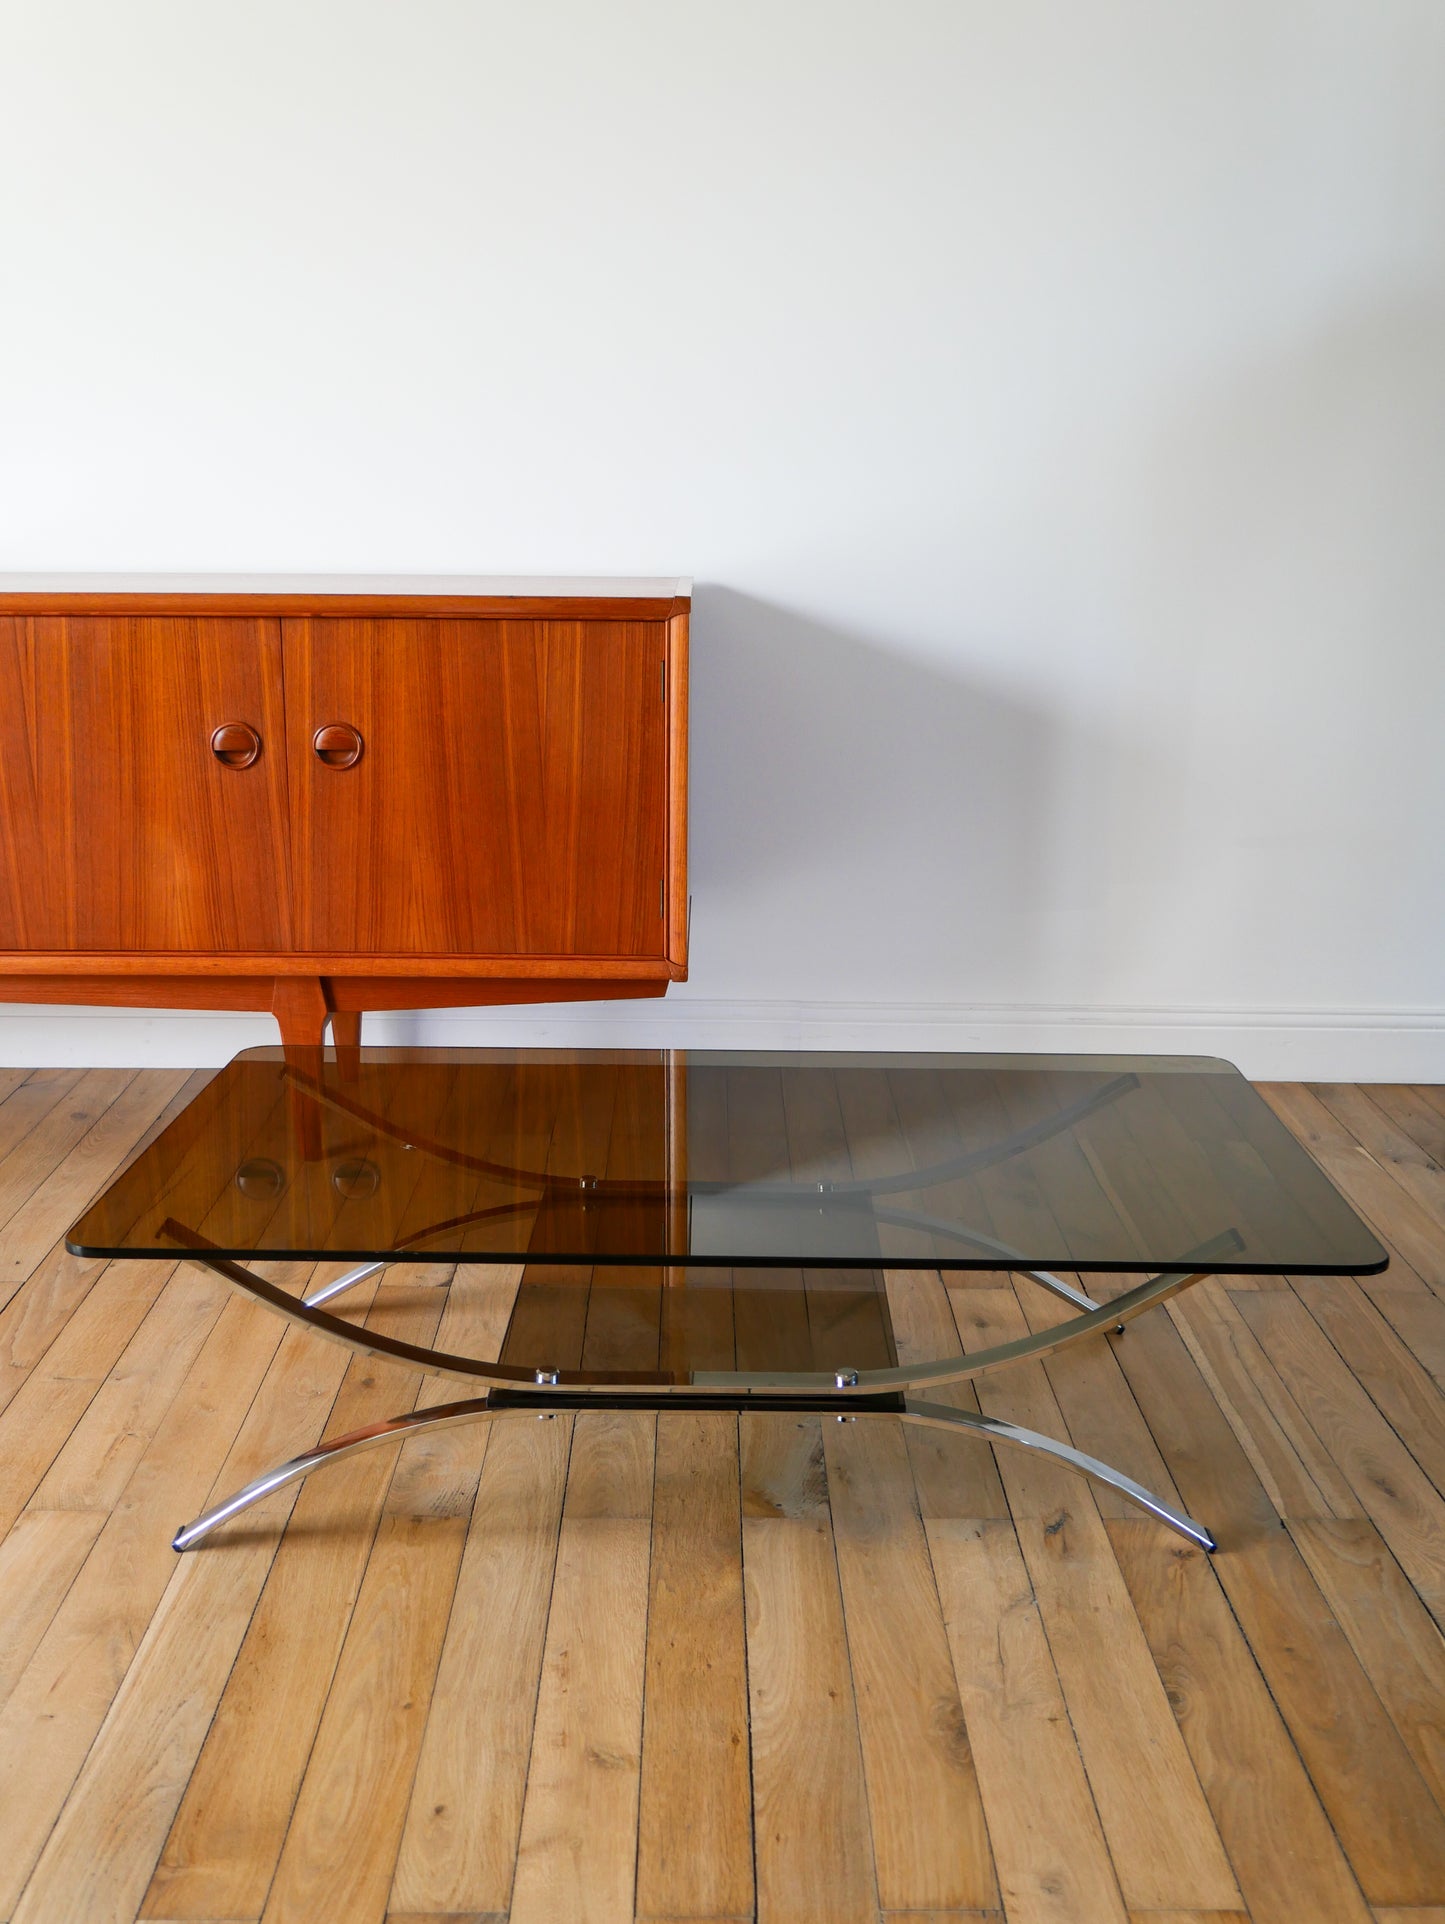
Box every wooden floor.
[1,1072,1445,1923]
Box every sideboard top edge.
[0,573,691,618]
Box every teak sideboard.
[0,576,689,1058]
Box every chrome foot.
[173,1395,503,1550]
[902,1395,1215,1551]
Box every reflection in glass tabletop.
[67,1048,1386,1556]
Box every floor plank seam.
[630,1409,665,1924]
[735,1415,761,1924]
[500,1408,580,1919]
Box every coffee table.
[67,1047,1386,1554]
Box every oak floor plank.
[1010,1277,1190,1520]
[385,1913,508,1924]
[1166,1278,1357,1517]
[824,1413,998,1912]
[247,1236,503,1924]
[256,1415,487,1924]
[1259,1082,1445,1288]
[0,1067,99,1233]
[1232,1285,1445,1625]
[0,1268,323,1918]
[0,1068,85,1177]
[1364,1282,1445,1391]
[0,1239,113,1417]
[0,1064,41,1106]
[1289,1515,1445,1817]
[1358,1083,1445,1170]
[634,1411,753,1923]
[0,1067,211,1417]
[885,1265,1010,1521]
[141,1272,441,1920]
[509,1412,655,1924]
[1123,1911,1254,1923]
[385,1914,508,1924]
[875,1914,1002,1923]
[1108,1520,1373,1924]
[927,1515,1126,1924]
[1314,1082,1445,1239]
[949,1288,1241,1914]
[984,1277,1370,1918]
[5,1309,356,1924]
[0,1068,185,1299]
[1113,1305,1445,1907]
[31,1261,226,1514]
[0,1504,107,1713]
[391,1410,573,1916]
[742,1412,878,1924]
[1290,1275,1445,1498]
[0,1256,179,1539]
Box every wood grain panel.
[284,617,668,959]
[0,615,292,952]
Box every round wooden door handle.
[313,723,364,769]
[210,722,261,769]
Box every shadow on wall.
[686,586,1121,1003]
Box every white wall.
[2,0,1443,1077]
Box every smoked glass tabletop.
[67,1048,1384,1386]
[71,1045,1384,1278]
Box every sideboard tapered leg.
[329,1007,362,1082]
[272,976,329,1158]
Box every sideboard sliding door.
[282,618,669,958]
[0,614,293,953]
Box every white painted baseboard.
[0,997,1440,1083]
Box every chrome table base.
[164,1221,1225,1556]
[172,1385,1214,1553]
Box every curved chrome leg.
[303,1259,388,1308]
[173,1395,505,1551]
[902,1395,1215,1551]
